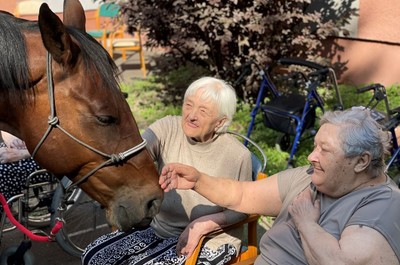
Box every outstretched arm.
[160,163,282,216]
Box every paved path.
[114,49,160,84]
[1,234,81,264]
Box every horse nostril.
[147,198,162,217]
[147,200,153,210]
[118,205,130,230]
[115,194,162,231]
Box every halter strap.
[32,52,147,192]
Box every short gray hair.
[320,108,392,176]
[183,77,237,133]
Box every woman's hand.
[176,212,227,258]
[9,138,26,149]
[160,163,202,192]
[176,222,204,258]
[0,147,30,163]
[288,187,320,230]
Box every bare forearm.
[161,163,283,216]
[194,173,244,211]
[297,222,342,264]
[300,223,397,265]
[191,212,227,236]
[303,220,392,265]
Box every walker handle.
[356,83,384,93]
[278,57,326,70]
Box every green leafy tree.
[119,0,357,100]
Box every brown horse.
[0,0,162,232]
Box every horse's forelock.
[0,14,32,106]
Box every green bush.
[120,78,181,131]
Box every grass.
[120,78,181,132]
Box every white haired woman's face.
[181,89,226,142]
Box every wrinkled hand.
[176,223,204,258]
[160,163,202,192]
[9,139,26,149]
[288,188,320,230]
[0,147,30,163]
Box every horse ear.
[63,0,86,31]
[38,3,80,66]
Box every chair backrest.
[251,153,263,180]
[227,131,267,180]
[95,3,120,28]
[98,3,120,17]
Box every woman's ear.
[215,117,227,131]
[354,151,372,173]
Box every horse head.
[0,0,163,231]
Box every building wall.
[0,0,98,30]
[328,0,400,86]
[358,0,400,44]
[328,38,400,86]
[0,0,99,13]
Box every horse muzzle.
[109,192,163,232]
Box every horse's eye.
[96,115,117,125]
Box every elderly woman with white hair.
[82,77,253,265]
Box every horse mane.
[0,13,33,105]
[68,27,121,95]
[0,13,121,107]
